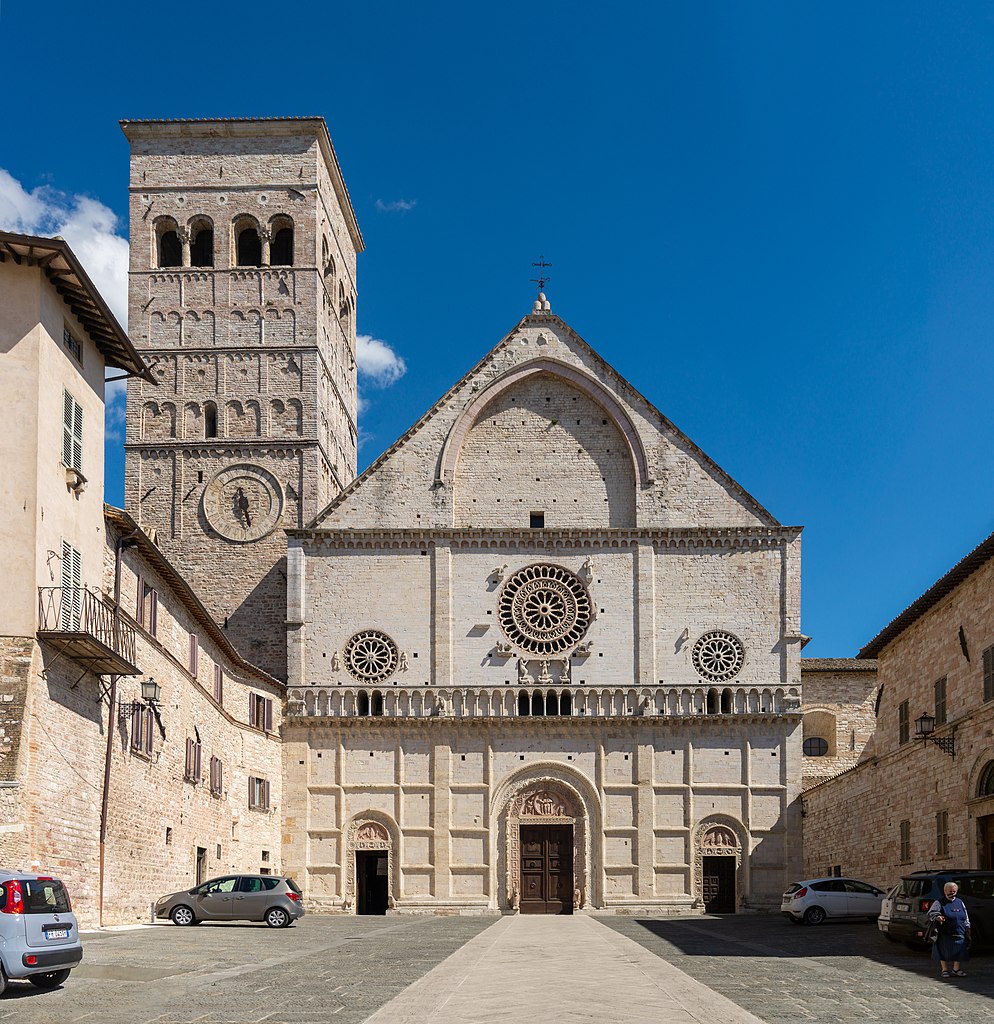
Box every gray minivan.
[0,870,83,994]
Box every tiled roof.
[801,658,878,672]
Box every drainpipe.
[99,529,140,927]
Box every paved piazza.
[1,915,991,1024]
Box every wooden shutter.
[264,698,273,733]
[131,706,141,750]
[218,759,223,795]
[249,693,255,726]
[263,779,270,810]
[62,390,82,472]
[213,665,223,704]
[248,776,255,808]
[185,737,193,778]
[149,589,158,637]
[136,575,144,626]
[189,633,199,676]
[60,540,81,629]
[144,708,154,755]
[194,742,202,782]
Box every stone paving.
[599,914,994,1024]
[2,913,992,1024]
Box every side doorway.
[702,856,735,913]
[356,851,389,915]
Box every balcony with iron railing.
[37,587,139,675]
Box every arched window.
[720,689,732,714]
[190,218,214,267]
[235,218,262,267]
[156,218,181,268]
[978,761,994,797]
[204,402,218,439]
[706,689,718,715]
[371,691,383,717]
[531,691,544,717]
[803,737,829,757]
[270,217,294,266]
[357,691,370,716]
[518,691,530,716]
[560,691,572,716]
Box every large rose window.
[498,564,592,655]
[344,630,399,682]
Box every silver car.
[155,874,304,928]
[0,870,82,994]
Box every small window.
[248,776,270,810]
[209,756,223,797]
[213,665,224,705]
[165,827,173,845]
[529,511,545,529]
[136,578,159,638]
[934,676,947,726]
[184,737,202,783]
[188,633,199,677]
[899,819,911,863]
[936,810,949,858]
[63,324,82,364]
[249,693,273,732]
[898,699,910,745]
[236,226,262,267]
[978,760,994,797]
[984,644,994,703]
[803,736,829,757]
[63,389,83,472]
[204,403,218,439]
[131,705,154,758]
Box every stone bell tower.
[121,117,363,679]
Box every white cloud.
[375,198,417,213]
[357,333,407,387]
[0,168,131,436]
[0,168,129,328]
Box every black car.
[887,870,994,948]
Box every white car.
[877,883,901,941]
[781,877,886,925]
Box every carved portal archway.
[692,818,744,909]
[496,772,595,913]
[343,813,397,912]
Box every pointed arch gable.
[438,358,652,488]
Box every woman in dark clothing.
[928,881,971,978]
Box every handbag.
[924,919,940,944]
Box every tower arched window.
[234,218,262,267]
[190,218,214,267]
[270,217,294,266]
[156,218,181,268]
[204,402,218,439]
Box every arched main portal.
[492,765,600,914]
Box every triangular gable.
[307,311,780,530]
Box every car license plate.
[46,927,69,939]
[896,903,910,912]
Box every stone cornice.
[283,712,802,729]
[126,442,316,457]
[288,526,803,551]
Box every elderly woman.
[928,881,971,978]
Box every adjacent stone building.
[803,530,994,884]
[0,232,282,927]
[283,298,806,915]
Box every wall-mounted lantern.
[915,711,955,757]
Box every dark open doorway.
[702,855,736,913]
[195,846,207,886]
[356,851,389,915]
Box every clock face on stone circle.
[202,464,284,543]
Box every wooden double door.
[520,825,573,914]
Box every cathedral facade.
[118,117,804,916]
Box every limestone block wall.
[803,555,994,884]
[799,659,878,788]
[281,716,802,914]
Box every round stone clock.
[202,464,284,543]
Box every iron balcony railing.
[37,587,138,674]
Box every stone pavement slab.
[361,914,764,1024]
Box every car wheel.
[0,965,7,997]
[171,905,197,926]
[28,969,71,990]
[803,906,826,925]
[265,907,290,928]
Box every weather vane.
[530,256,552,292]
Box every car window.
[285,877,302,895]
[812,880,844,892]
[845,881,877,894]
[198,877,237,895]
[21,879,72,914]
[898,878,929,898]
[960,877,994,899]
[240,877,264,893]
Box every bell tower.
[121,117,362,680]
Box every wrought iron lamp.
[119,677,161,717]
[915,711,955,757]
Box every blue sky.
[3,2,994,658]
